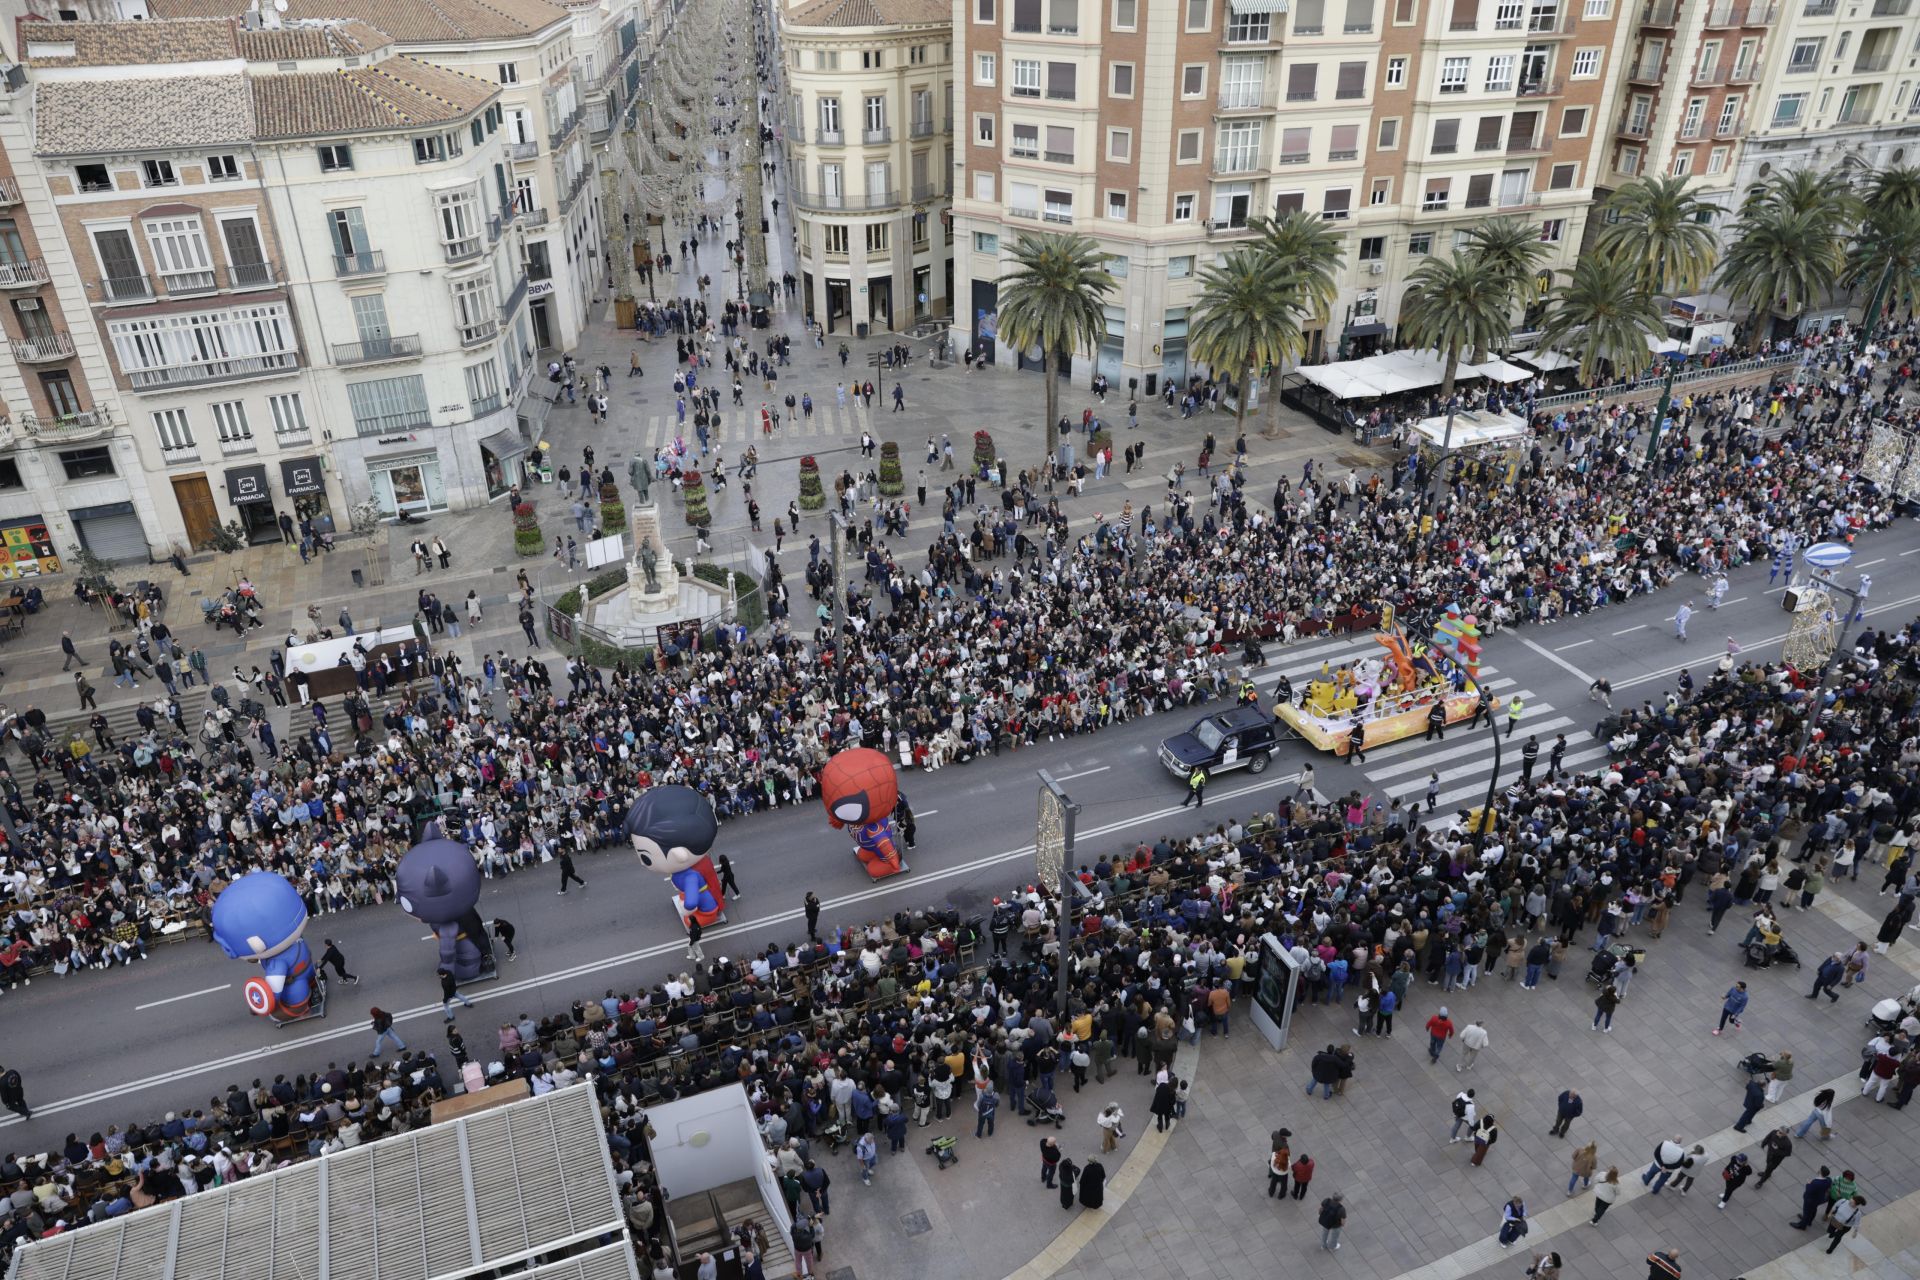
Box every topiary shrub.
[682,468,709,527]
[877,440,904,496]
[797,454,826,510]
[599,478,625,533]
[1088,428,1112,460]
[513,502,543,557]
[972,429,995,471]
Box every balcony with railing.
[560,167,593,215]
[98,273,153,303]
[521,206,551,227]
[1526,12,1577,35]
[228,261,276,291]
[126,350,298,390]
[1871,0,1909,13]
[791,187,846,211]
[444,235,484,264]
[1803,0,1836,12]
[1838,104,1877,125]
[1500,191,1544,209]
[910,117,935,138]
[815,127,845,145]
[0,259,48,289]
[1204,219,1257,238]
[1692,67,1728,86]
[1508,132,1548,153]
[20,407,116,441]
[12,331,73,364]
[1728,62,1759,83]
[1043,149,1074,163]
[1854,53,1894,73]
[1628,59,1664,84]
[1716,115,1746,137]
[160,268,217,297]
[509,140,540,161]
[334,250,385,278]
[1517,78,1565,98]
[458,317,500,348]
[1641,1,1678,21]
[1705,0,1775,22]
[863,125,892,145]
[0,177,18,207]
[548,110,581,151]
[1618,114,1653,138]
[332,335,423,366]
[500,274,529,321]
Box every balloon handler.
[820,747,909,879]
[210,871,329,1025]
[625,785,729,927]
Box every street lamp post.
[827,509,847,695]
[1426,393,1460,511]
[1036,770,1083,1019]
[1794,570,1864,763]
[1471,709,1504,859]
[1644,351,1687,468]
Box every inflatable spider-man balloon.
[625,785,728,927]
[820,747,905,879]
[211,872,318,1020]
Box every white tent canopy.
[1409,408,1532,450]
[1295,349,1484,400]
[1298,364,1387,399]
[1512,348,1577,373]
[1469,357,1534,383]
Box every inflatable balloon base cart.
[248,970,329,1029]
[853,847,911,879]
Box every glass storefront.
[368,451,447,516]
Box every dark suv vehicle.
[1158,705,1278,780]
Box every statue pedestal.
[625,502,680,615]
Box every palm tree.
[1461,217,1551,363]
[994,232,1116,468]
[1718,206,1843,336]
[1742,166,1859,229]
[1537,255,1664,386]
[1864,165,1920,217]
[1189,250,1307,443]
[1846,202,1920,323]
[1248,209,1345,327]
[1397,253,1512,399]
[1595,174,1720,295]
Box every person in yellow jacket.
[1506,695,1525,738]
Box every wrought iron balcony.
[332,335,423,365]
[334,251,385,278]
[12,331,73,364]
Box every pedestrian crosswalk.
[1240,632,1613,828]
[634,395,877,455]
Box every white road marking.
[1719,597,1748,606]
[1613,624,1647,635]
[135,984,230,1011]
[1615,587,1920,690]
[1519,635,1596,685]
[1901,547,1920,556]
[1554,639,1594,651]
[1859,558,1885,567]
[917,809,938,817]
[1056,765,1112,781]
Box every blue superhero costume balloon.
[210,871,317,1019]
[624,785,727,925]
[395,836,495,981]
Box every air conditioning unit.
[16,297,39,310]
[1367,261,1385,274]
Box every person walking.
[369,1007,407,1056]
[1457,1019,1489,1071]
[0,1064,30,1120]
[1669,1144,1709,1196]
[1641,1137,1688,1194]
[1317,1194,1346,1251]
[854,1132,877,1186]
[1755,1128,1793,1187]
[1348,719,1367,764]
[1425,1006,1455,1064]
[1568,1141,1598,1196]
[320,938,359,983]
[1714,981,1749,1035]
[1647,1248,1683,1280]
[1809,952,1846,1002]
[1180,764,1208,807]
[1470,1113,1500,1166]
[490,917,518,961]
[804,891,822,941]
[973,1084,998,1139]
[1448,1088,1478,1143]
[1289,1152,1314,1200]
[1592,982,1620,1032]
[717,853,744,899]
[1733,1075,1767,1132]
[557,850,587,894]
[1793,1088,1837,1139]
[1826,1196,1866,1253]
[1590,1168,1622,1224]
[1505,695,1524,738]
[1550,1088,1584,1138]
[1717,1153,1752,1209]
[1267,1144,1290,1198]
[1040,1136,1062,1187]
[1496,1195,1528,1247]
[1096,1101,1125,1151]
[59,630,80,672]
[1674,601,1693,642]
[439,968,474,1020]
[1790,1167,1834,1229]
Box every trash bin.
[1144,373,1158,397]
[856,322,869,339]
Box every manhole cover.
[900,1210,931,1236]
[826,1269,856,1280]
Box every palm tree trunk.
[1261,365,1281,439]
[1439,339,1460,401]
[1236,362,1254,446]
[1041,347,1058,475]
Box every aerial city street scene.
[2,0,1920,1279]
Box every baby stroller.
[1585,949,1620,986]
[1867,998,1903,1038]
[926,1134,959,1170]
[1024,1086,1067,1129]
[1736,1051,1775,1079]
[817,1117,849,1155]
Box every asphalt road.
[3,519,1918,1148]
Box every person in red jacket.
[1426,1007,1456,1064]
[1289,1153,1315,1201]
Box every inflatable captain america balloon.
[624,785,727,927]
[820,747,905,879]
[395,833,495,981]
[210,871,319,1020]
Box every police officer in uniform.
[1520,734,1540,784]
[1348,720,1368,765]
[1181,764,1209,807]
[1425,700,1448,742]
[1469,684,1494,729]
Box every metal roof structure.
[9,1084,630,1280]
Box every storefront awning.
[225,463,271,505]
[1228,0,1290,11]
[280,456,325,496]
[1344,321,1387,340]
[478,428,528,460]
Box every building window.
[269,392,309,438]
[1559,106,1589,136]
[141,159,177,188]
[1540,218,1565,242]
[823,225,849,255]
[976,114,996,144]
[1113,0,1138,28]
[1176,129,1203,162]
[1671,150,1694,177]
[1221,56,1263,108]
[1046,63,1077,100]
[318,144,353,172]
[975,231,1000,253]
[152,408,195,453]
[1108,128,1133,161]
[1485,54,1515,92]
[436,188,483,256]
[1111,63,1135,96]
[498,61,519,83]
[206,155,240,182]
[910,45,928,64]
[1012,59,1041,97]
[1581,0,1609,13]
[345,373,430,436]
[1286,63,1317,100]
[1681,98,1705,138]
[1707,146,1730,175]
[40,371,82,417]
[59,447,116,480]
[1616,146,1641,176]
[1321,188,1352,221]
[74,164,113,193]
[1571,48,1600,78]
[1173,193,1196,221]
[1107,190,1129,220]
[1227,10,1272,42]
[1548,162,1577,190]
[1216,121,1263,172]
[1423,178,1451,209]
[1771,93,1807,127]
[450,274,497,345]
[1168,254,1194,279]
[1408,232,1433,255]
[1370,177,1392,204]
[1043,188,1074,223]
[973,171,996,201]
[1358,236,1385,261]
[1185,0,1210,31]
[1787,39,1822,74]
[1012,123,1040,158]
[210,400,252,446]
[1439,57,1469,93]
[105,306,298,390]
[1717,96,1742,135]
[864,224,889,255]
[1182,65,1206,97]
[1377,117,1400,149]
[1385,57,1407,88]
[976,0,995,19]
[413,134,447,164]
[976,52,996,84]
[1431,118,1461,154]
[143,215,215,292]
[864,95,887,135]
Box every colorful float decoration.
[210,871,326,1023]
[625,785,729,927]
[819,747,907,879]
[1278,612,1484,756]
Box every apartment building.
[953,0,1636,390]
[1734,0,1920,200]
[147,0,607,354]
[1608,0,1772,214]
[780,0,956,335]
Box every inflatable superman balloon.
[820,747,905,879]
[625,785,727,927]
[211,872,319,1021]
[396,834,495,982]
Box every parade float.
[1277,607,1485,755]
